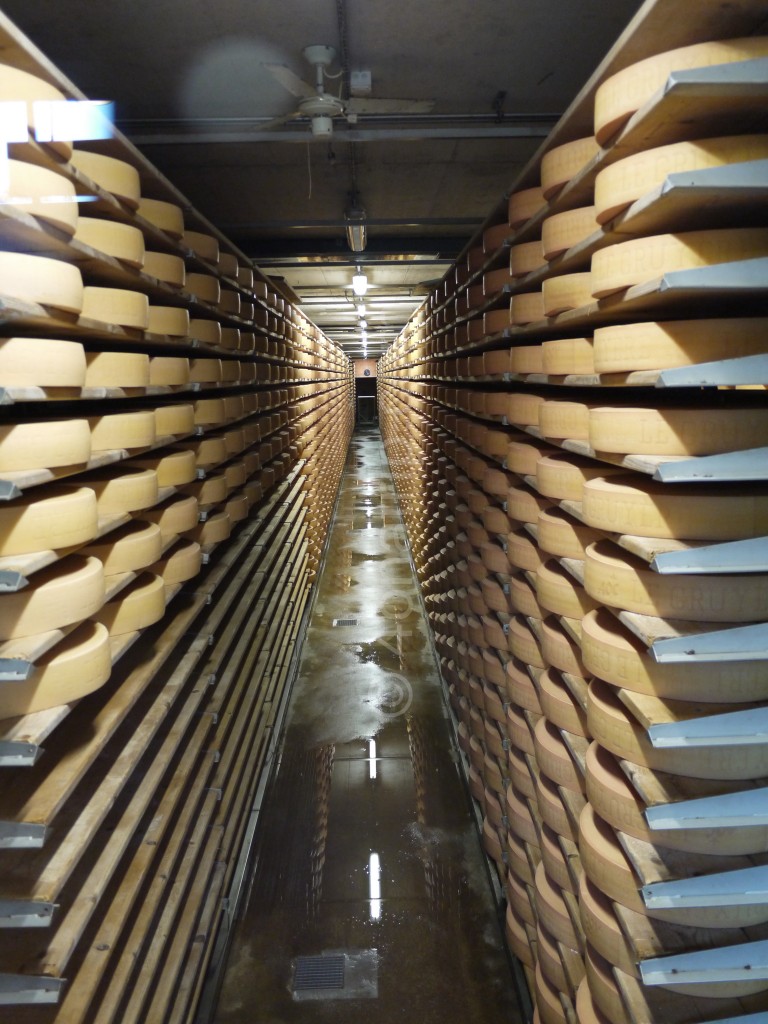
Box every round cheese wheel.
[575,975,612,1024]
[541,136,600,199]
[507,484,553,524]
[509,344,544,374]
[86,467,159,514]
[534,718,585,794]
[534,862,580,949]
[185,510,231,545]
[84,350,149,388]
[193,398,226,426]
[0,554,104,639]
[578,874,638,977]
[505,392,545,427]
[584,946,628,1024]
[541,337,595,376]
[81,286,149,329]
[188,319,222,346]
[237,265,254,289]
[0,418,91,471]
[181,230,219,262]
[89,410,156,451]
[177,437,228,470]
[147,305,190,337]
[0,337,86,388]
[220,359,241,383]
[595,135,768,224]
[594,37,768,145]
[589,404,768,456]
[537,454,621,501]
[582,474,768,541]
[508,614,546,668]
[92,571,165,635]
[542,272,593,316]
[540,668,589,738]
[141,494,199,539]
[154,403,195,437]
[538,508,602,560]
[591,228,768,299]
[537,559,599,617]
[186,273,220,304]
[483,222,511,254]
[82,519,163,574]
[219,289,241,315]
[585,740,768,856]
[0,251,83,313]
[539,400,590,440]
[585,539,768,622]
[137,197,185,238]
[148,356,190,386]
[510,290,545,325]
[189,358,223,384]
[541,616,587,677]
[508,186,546,229]
[179,473,228,506]
[69,150,140,208]
[542,206,600,261]
[131,449,197,487]
[509,573,543,619]
[0,65,73,158]
[5,159,79,235]
[506,658,542,713]
[582,607,768,703]
[535,770,583,843]
[142,251,186,287]
[0,485,97,555]
[510,240,546,277]
[219,253,239,277]
[74,217,145,267]
[592,317,768,373]
[506,528,543,571]
[0,620,111,720]
[219,328,241,351]
[150,538,202,585]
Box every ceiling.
[2,0,643,357]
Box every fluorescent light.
[369,852,381,919]
[345,220,367,252]
[352,272,368,296]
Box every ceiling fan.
[262,44,435,137]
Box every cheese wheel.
[537,559,599,617]
[484,266,514,295]
[226,493,249,522]
[143,251,186,287]
[131,449,196,487]
[542,206,600,261]
[150,538,202,585]
[236,265,253,289]
[540,668,589,738]
[538,508,603,560]
[506,528,542,571]
[147,305,190,337]
[0,251,83,313]
[154,403,195,437]
[0,337,86,388]
[0,485,97,555]
[185,510,231,545]
[148,356,190,386]
[582,474,768,541]
[510,290,545,325]
[0,418,91,471]
[0,620,111,719]
[186,273,221,304]
[510,344,544,374]
[595,135,768,224]
[589,676,768,781]
[177,437,228,469]
[578,874,638,977]
[541,136,600,199]
[0,554,104,639]
[541,337,595,376]
[507,484,553,524]
[594,37,768,145]
[483,222,511,254]
[541,616,587,677]
[82,286,149,329]
[84,350,149,388]
[89,410,155,451]
[505,392,545,427]
[220,359,241,383]
[219,327,241,351]
[182,230,219,262]
[539,400,590,440]
[589,404,768,456]
[69,150,140,208]
[74,217,145,267]
[4,159,79,235]
[0,63,71,153]
[582,607,768,703]
[86,467,159,514]
[508,615,546,668]
[219,253,238,277]
[141,494,199,539]
[193,398,226,426]
[92,571,165,635]
[510,240,546,277]
[534,718,585,794]
[535,863,580,954]
[575,977,611,1024]
[592,318,768,373]
[585,539,768,622]
[509,573,543,619]
[508,186,546,229]
[219,289,241,315]
[188,319,222,346]
[591,228,768,299]
[535,770,583,843]
[189,358,222,383]
[536,454,621,501]
[483,308,511,335]
[179,474,228,506]
[542,273,593,317]
[137,197,185,238]
[82,519,163,574]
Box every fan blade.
[254,111,304,132]
[263,62,315,100]
[345,97,435,115]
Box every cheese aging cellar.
[0,1,766,1022]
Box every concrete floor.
[211,427,524,1023]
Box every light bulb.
[356,304,366,316]
[359,319,368,329]
[351,272,368,296]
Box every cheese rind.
[69,150,141,208]
[0,251,83,313]
[0,555,105,639]
[0,337,86,387]
[5,159,79,235]
[88,410,156,451]
[542,206,599,261]
[0,418,91,471]
[137,197,185,238]
[74,218,145,267]
[540,136,600,198]
[92,571,165,634]
[143,251,186,287]
[0,485,98,555]
[84,350,149,388]
[593,318,768,373]
[81,287,150,330]
[82,520,163,574]
[589,404,768,456]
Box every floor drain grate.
[332,618,358,627]
[293,954,345,993]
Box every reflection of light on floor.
[368,738,377,780]
[369,852,381,920]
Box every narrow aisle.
[211,427,524,1023]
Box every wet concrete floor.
[212,427,524,1023]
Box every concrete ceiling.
[2,0,643,356]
